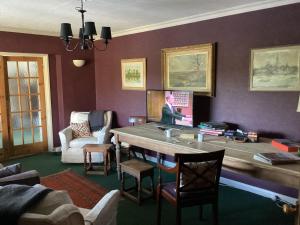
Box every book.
[198,122,228,130]
[179,133,195,140]
[271,139,300,152]
[253,152,300,165]
[199,129,223,136]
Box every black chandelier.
[60,0,112,51]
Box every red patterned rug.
[41,169,107,209]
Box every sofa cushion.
[69,137,98,148]
[71,121,91,138]
[0,163,21,178]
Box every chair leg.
[121,172,125,195]
[212,202,219,225]
[150,174,155,199]
[137,178,141,205]
[156,186,162,225]
[176,206,181,225]
[134,177,138,191]
[199,205,203,220]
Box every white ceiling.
[0,0,298,38]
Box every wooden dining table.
[110,122,300,224]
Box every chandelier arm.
[65,41,80,52]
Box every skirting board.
[138,152,297,205]
[220,177,297,205]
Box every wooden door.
[0,56,48,160]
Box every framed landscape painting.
[162,43,215,94]
[250,45,300,91]
[121,58,146,91]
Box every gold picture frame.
[121,58,146,91]
[162,43,215,94]
[250,45,300,91]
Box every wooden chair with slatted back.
[156,150,225,225]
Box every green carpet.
[7,152,294,225]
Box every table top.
[111,123,300,189]
[83,144,112,152]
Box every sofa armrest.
[59,126,72,151]
[0,170,40,186]
[83,190,120,225]
[19,204,84,225]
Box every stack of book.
[253,152,300,165]
[198,122,228,136]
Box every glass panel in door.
[7,60,44,146]
[3,57,47,157]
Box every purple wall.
[95,3,300,141]
[0,31,96,146]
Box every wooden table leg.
[115,134,121,180]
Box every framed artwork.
[250,45,300,91]
[162,43,215,94]
[121,58,146,91]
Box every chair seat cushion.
[161,182,217,206]
[69,137,98,148]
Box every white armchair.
[59,111,112,163]
[19,188,120,225]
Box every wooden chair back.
[175,150,225,198]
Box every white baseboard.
[220,177,297,205]
[140,153,297,205]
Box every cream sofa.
[19,187,120,225]
[59,111,112,163]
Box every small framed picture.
[250,45,300,91]
[121,58,146,91]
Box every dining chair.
[156,150,225,225]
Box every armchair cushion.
[71,121,91,138]
[69,137,98,148]
[0,163,21,178]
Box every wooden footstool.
[83,144,112,176]
[120,159,154,205]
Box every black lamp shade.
[101,27,112,40]
[60,23,73,39]
[84,22,97,36]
